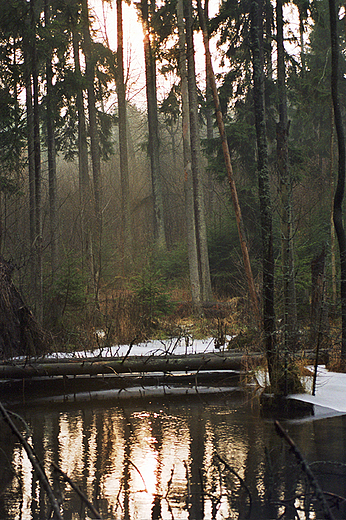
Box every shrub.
[132,266,175,328]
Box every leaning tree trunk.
[197,0,260,325]
[250,0,277,387]
[329,0,346,360]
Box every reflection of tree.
[122,407,133,520]
[3,397,346,519]
[150,412,163,517]
[311,415,346,517]
[187,405,204,519]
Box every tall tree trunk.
[177,0,202,308]
[23,42,36,297]
[140,0,166,250]
[72,21,93,287]
[116,0,132,270]
[329,0,346,360]
[81,0,102,302]
[44,0,58,283]
[25,0,43,324]
[250,0,277,385]
[197,0,260,325]
[203,0,214,215]
[185,0,213,302]
[276,0,297,350]
[33,30,43,324]
[298,6,306,77]
[330,109,337,307]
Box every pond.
[1,386,346,519]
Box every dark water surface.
[1,387,346,519]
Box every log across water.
[0,351,263,379]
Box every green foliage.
[0,87,26,176]
[159,84,180,125]
[132,266,175,325]
[208,218,248,297]
[151,242,189,282]
[51,254,88,313]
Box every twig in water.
[128,458,148,492]
[0,401,63,520]
[52,462,103,519]
[216,453,252,519]
[165,465,175,498]
[114,481,124,513]
[184,460,191,509]
[274,420,336,520]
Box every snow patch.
[289,366,346,414]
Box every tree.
[23,0,43,323]
[139,0,166,251]
[81,0,103,302]
[276,0,297,350]
[197,0,260,324]
[250,0,277,388]
[176,0,202,307]
[185,0,213,302]
[116,0,132,269]
[44,0,59,282]
[329,0,346,360]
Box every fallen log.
[0,352,264,379]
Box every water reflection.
[0,391,346,519]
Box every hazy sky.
[91,0,222,109]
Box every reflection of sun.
[58,413,84,479]
[99,409,191,518]
[10,444,32,519]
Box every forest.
[0,0,345,393]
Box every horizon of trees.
[0,0,345,382]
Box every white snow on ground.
[289,366,346,414]
[47,336,234,359]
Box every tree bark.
[72,19,93,287]
[176,0,202,308]
[116,0,132,269]
[250,0,277,385]
[141,0,166,250]
[0,351,262,378]
[276,0,297,350]
[44,0,58,283]
[185,0,213,302]
[329,0,346,359]
[26,0,43,324]
[81,0,102,302]
[23,42,36,297]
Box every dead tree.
[0,257,48,360]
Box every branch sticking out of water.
[274,420,336,520]
[215,453,252,519]
[52,462,103,519]
[0,401,63,520]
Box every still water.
[1,387,346,520]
